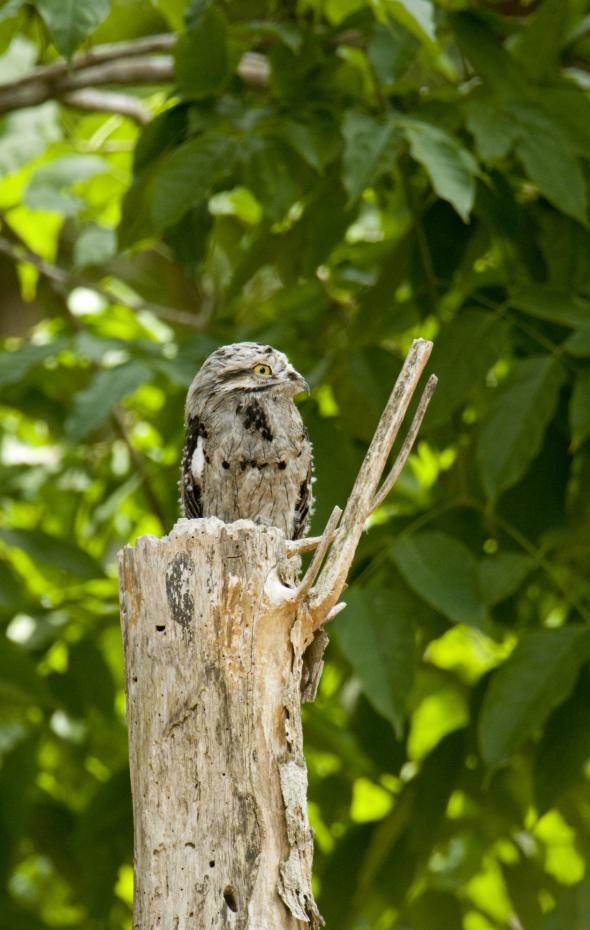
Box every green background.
[1,0,590,927]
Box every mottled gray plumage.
[181,342,313,540]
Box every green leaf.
[478,551,534,606]
[515,132,587,223]
[401,119,478,221]
[52,639,115,717]
[73,225,116,268]
[425,309,507,427]
[243,137,307,221]
[510,286,590,329]
[465,92,519,163]
[342,111,401,203]
[0,736,39,881]
[0,339,67,389]
[477,357,565,500]
[284,116,341,172]
[74,770,132,916]
[0,528,103,579]
[565,327,590,357]
[164,202,212,277]
[66,361,152,441]
[479,626,590,769]
[0,638,48,705]
[174,5,228,99]
[534,670,590,811]
[510,0,570,80]
[35,0,110,59]
[390,531,487,627]
[336,586,415,738]
[449,11,526,97]
[25,155,109,216]
[570,369,590,449]
[368,22,418,85]
[151,134,237,230]
[0,101,61,177]
[0,560,23,613]
[387,0,436,45]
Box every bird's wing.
[293,461,313,540]
[180,415,205,518]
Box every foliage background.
[1,0,590,927]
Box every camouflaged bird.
[181,343,313,540]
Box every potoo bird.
[181,342,313,540]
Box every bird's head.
[186,342,309,418]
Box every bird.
[180,342,313,540]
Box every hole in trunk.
[155,625,166,632]
[223,886,238,912]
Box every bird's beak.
[292,372,310,395]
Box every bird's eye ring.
[253,363,272,376]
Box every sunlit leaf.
[25,154,109,216]
[66,361,152,441]
[479,626,590,769]
[73,225,117,268]
[0,528,103,579]
[0,339,67,389]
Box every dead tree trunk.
[119,339,437,929]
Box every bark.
[119,338,437,928]
[120,518,321,929]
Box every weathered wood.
[120,517,321,930]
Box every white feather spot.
[191,436,205,479]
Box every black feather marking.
[242,400,273,442]
[180,415,206,518]
[293,465,313,540]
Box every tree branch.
[0,233,206,329]
[295,505,342,599]
[0,31,271,117]
[303,339,435,627]
[60,89,150,123]
[371,373,438,511]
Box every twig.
[295,506,342,599]
[111,409,167,529]
[0,33,271,116]
[307,339,433,627]
[371,374,438,511]
[9,34,177,89]
[285,535,330,557]
[60,89,150,123]
[0,233,205,329]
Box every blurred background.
[1,0,590,928]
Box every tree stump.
[120,517,321,929]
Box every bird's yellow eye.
[253,363,272,376]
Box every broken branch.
[306,338,433,625]
[371,373,438,512]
